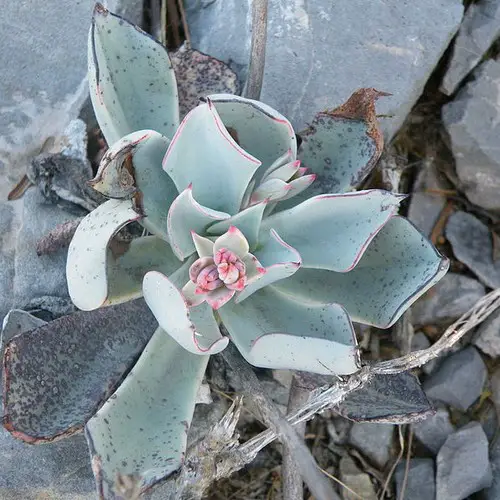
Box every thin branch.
[222,344,340,500]
[282,374,310,499]
[379,426,405,499]
[244,0,268,100]
[177,0,191,48]
[398,428,413,500]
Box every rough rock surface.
[423,347,487,411]
[473,308,500,357]
[483,437,500,499]
[0,0,141,200]
[443,60,500,212]
[446,211,500,288]
[442,0,500,95]
[413,407,455,455]
[13,188,85,310]
[348,422,394,468]
[394,458,435,500]
[186,0,463,138]
[0,203,16,324]
[436,422,492,499]
[339,455,377,500]
[412,272,485,326]
[1,309,46,350]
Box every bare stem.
[244,0,268,100]
[282,374,311,500]
[222,344,340,500]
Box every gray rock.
[483,437,500,499]
[0,0,141,201]
[24,295,76,321]
[394,458,435,500]
[0,431,95,500]
[491,367,500,416]
[412,272,485,326]
[446,211,500,288]
[478,400,499,442]
[408,164,450,237]
[0,203,16,327]
[436,422,492,499]
[1,309,46,350]
[474,308,500,357]
[413,407,455,455]
[442,0,500,95]
[348,422,394,468]
[339,455,377,500]
[423,347,487,411]
[13,188,85,310]
[186,0,463,139]
[443,60,500,212]
[411,332,438,374]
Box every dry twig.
[244,0,268,100]
[282,374,310,499]
[222,344,339,500]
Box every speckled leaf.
[337,372,434,423]
[89,4,179,145]
[210,94,297,174]
[279,88,387,210]
[236,229,301,303]
[207,202,267,250]
[106,236,182,305]
[170,45,240,119]
[142,270,228,354]
[67,199,140,311]
[85,327,209,497]
[163,100,261,214]
[260,190,404,272]
[167,187,229,260]
[219,287,360,375]
[2,300,156,442]
[273,217,449,328]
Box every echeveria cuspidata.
[2,4,448,498]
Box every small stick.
[244,0,268,100]
[282,374,310,499]
[177,0,191,48]
[222,344,340,500]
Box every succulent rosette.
[1,4,448,498]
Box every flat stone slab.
[348,422,394,468]
[473,308,500,357]
[446,211,500,288]
[413,407,455,455]
[186,0,463,139]
[423,347,487,411]
[394,458,435,500]
[442,0,500,95]
[443,59,500,212]
[0,0,141,200]
[412,272,485,327]
[436,422,492,499]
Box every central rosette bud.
[181,226,264,310]
[190,249,247,293]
